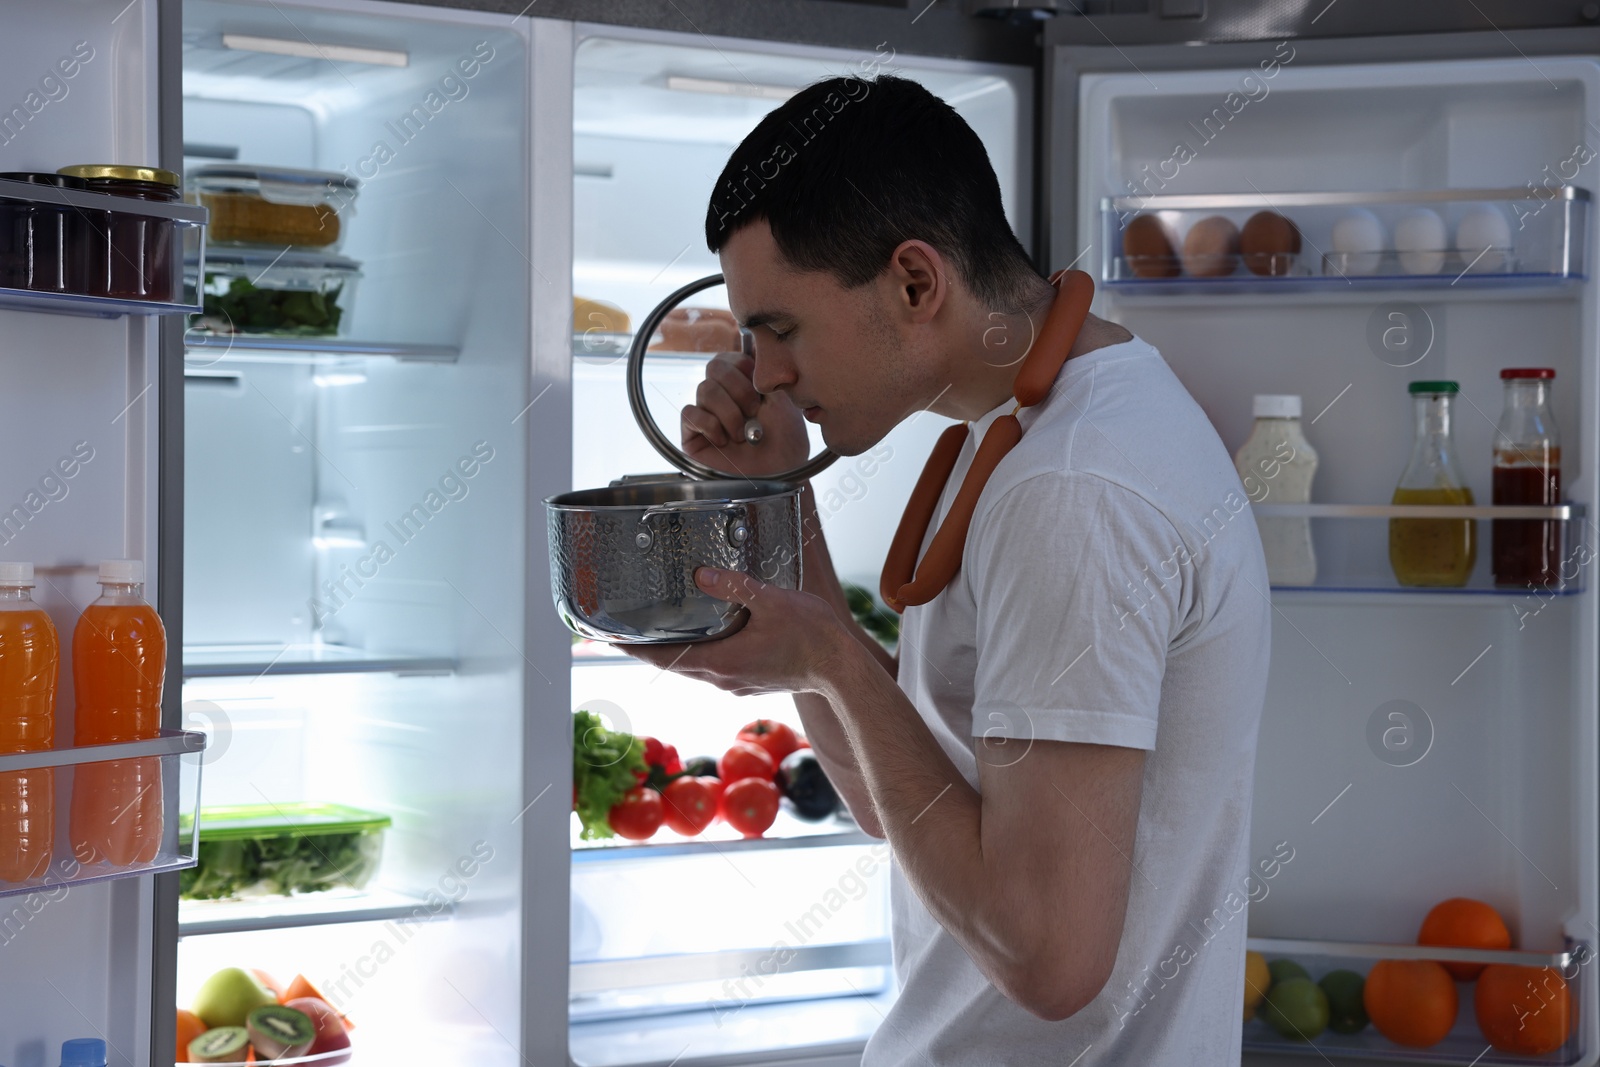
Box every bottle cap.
[1253,394,1301,419]
[1408,381,1460,394]
[98,559,144,584]
[59,1038,107,1067]
[0,562,33,585]
[1501,367,1555,379]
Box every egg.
[1181,215,1240,277]
[1394,208,1447,275]
[1239,211,1302,276]
[1330,208,1385,275]
[1454,204,1512,273]
[1121,214,1180,278]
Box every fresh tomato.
[720,740,776,783]
[608,786,665,840]
[661,743,683,776]
[661,777,716,836]
[701,775,726,819]
[737,720,801,764]
[722,778,781,837]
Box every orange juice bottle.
[0,562,59,883]
[70,560,165,867]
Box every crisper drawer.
[571,841,892,1023]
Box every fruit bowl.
[180,1050,351,1066]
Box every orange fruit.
[1475,964,1571,1054]
[1418,897,1511,980]
[175,1008,206,1063]
[1363,959,1458,1048]
[252,968,286,1002]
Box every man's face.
[720,220,917,457]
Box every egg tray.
[1099,187,1588,293]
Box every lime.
[1318,969,1369,1034]
[1269,959,1311,984]
[1244,951,1272,1017]
[1262,977,1330,1040]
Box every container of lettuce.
[186,249,360,337]
[178,802,391,900]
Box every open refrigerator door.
[0,1,205,1064]
[1049,25,1600,1067]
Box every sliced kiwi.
[246,1004,316,1059]
[188,1026,250,1063]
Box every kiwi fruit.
[188,1026,250,1063]
[247,1004,316,1059]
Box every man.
[631,74,1271,1064]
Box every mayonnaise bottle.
[1235,395,1318,586]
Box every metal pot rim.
[544,479,801,511]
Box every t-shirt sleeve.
[968,472,1190,752]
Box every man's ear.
[887,239,948,325]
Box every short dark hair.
[705,75,1039,311]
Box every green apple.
[193,967,277,1028]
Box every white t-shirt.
[862,337,1271,1066]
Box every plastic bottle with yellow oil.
[1390,381,1476,587]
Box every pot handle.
[626,273,839,483]
[635,498,752,551]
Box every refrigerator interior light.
[664,75,797,101]
[221,33,410,68]
[312,370,368,388]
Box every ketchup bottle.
[1492,368,1561,588]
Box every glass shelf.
[1102,186,1587,295]
[572,810,873,861]
[1243,935,1588,1064]
[184,333,459,364]
[179,886,453,937]
[0,730,205,900]
[1252,502,1588,596]
[182,644,457,679]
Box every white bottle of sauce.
[1235,395,1318,586]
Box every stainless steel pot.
[545,274,838,643]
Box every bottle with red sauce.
[1492,367,1561,588]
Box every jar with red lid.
[1492,367,1561,588]
[0,172,88,293]
[58,165,181,301]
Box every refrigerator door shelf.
[1102,187,1588,294]
[1243,936,1588,1064]
[0,286,202,318]
[0,730,206,901]
[1250,503,1588,596]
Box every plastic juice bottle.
[0,562,59,883]
[1390,382,1477,587]
[70,560,165,867]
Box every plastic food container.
[58,164,183,301]
[178,801,390,900]
[190,249,361,336]
[190,164,358,250]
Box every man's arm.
[823,638,1145,1020]
[789,484,895,838]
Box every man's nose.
[750,338,795,396]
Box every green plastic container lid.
[1408,380,1460,394]
[180,801,391,840]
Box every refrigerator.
[4,1,1600,1066]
